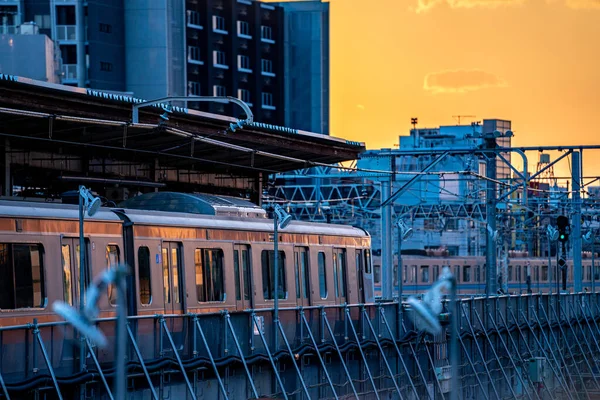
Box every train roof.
[119,208,369,238]
[118,192,266,218]
[0,199,122,221]
[0,199,368,238]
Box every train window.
[542,265,548,281]
[374,265,381,283]
[318,252,328,299]
[61,245,73,306]
[333,253,338,297]
[335,250,347,297]
[364,250,372,274]
[421,266,430,283]
[262,250,287,300]
[195,249,225,302]
[453,266,460,283]
[595,265,599,281]
[295,252,301,299]
[587,265,592,281]
[393,265,398,285]
[516,265,521,282]
[534,266,540,282]
[475,266,480,282]
[138,247,152,305]
[508,265,513,282]
[107,245,121,306]
[242,249,251,300]
[433,265,439,280]
[463,266,471,283]
[234,250,241,300]
[0,244,45,309]
[411,265,417,283]
[295,249,310,300]
[403,266,407,283]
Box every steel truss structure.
[269,145,600,296]
[0,293,599,399]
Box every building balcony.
[55,25,77,41]
[61,64,77,83]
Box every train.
[0,191,375,327]
[372,253,596,297]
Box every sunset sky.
[274,0,600,181]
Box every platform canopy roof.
[0,74,364,177]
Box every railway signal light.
[556,215,570,243]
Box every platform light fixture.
[396,218,413,301]
[53,265,129,400]
[159,104,173,121]
[406,266,458,400]
[584,230,596,293]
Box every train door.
[234,245,253,310]
[333,249,348,304]
[355,250,365,304]
[161,242,184,314]
[294,247,310,307]
[60,237,89,307]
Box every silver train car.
[0,193,375,328]
[372,254,595,297]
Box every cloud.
[564,0,600,9]
[416,0,524,12]
[423,69,507,94]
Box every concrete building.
[0,25,60,83]
[277,0,329,134]
[0,0,126,90]
[1,0,328,128]
[357,119,513,257]
[125,0,285,125]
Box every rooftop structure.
[0,75,364,204]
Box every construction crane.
[452,115,476,125]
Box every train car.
[372,254,594,298]
[0,192,374,327]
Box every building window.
[261,59,275,76]
[213,15,227,33]
[261,25,274,43]
[106,245,120,306]
[138,247,152,305]
[0,244,45,309]
[188,46,203,64]
[34,15,51,30]
[189,81,201,96]
[213,85,226,97]
[237,20,251,38]
[262,250,287,300]
[238,88,252,105]
[100,62,112,72]
[99,23,111,33]
[237,54,252,73]
[187,10,202,28]
[213,50,228,69]
[261,92,275,110]
[318,252,327,299]
[195,249,225,302]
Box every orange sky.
[274,0,600,180]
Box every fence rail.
[0,293,598,399]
